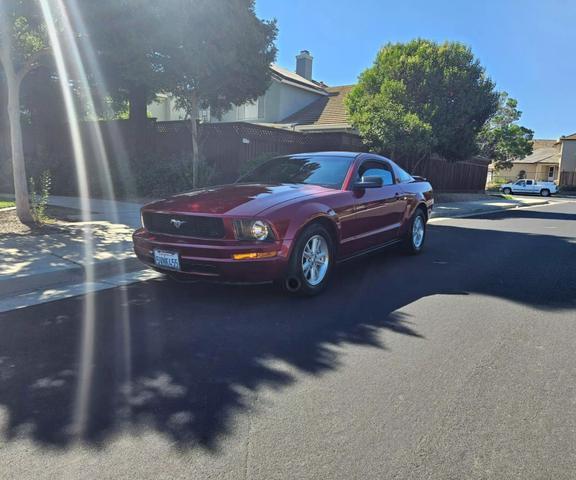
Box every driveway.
[1,200,575,479]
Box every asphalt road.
[1,200,575,479]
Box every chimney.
[296,50,313,80]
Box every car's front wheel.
[540,188,551,197]
[403,209,427,254]
[503,187,512,195]
[282,223,334,296]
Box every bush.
[126,152,216,198]
[29,170,52,223]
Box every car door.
[525,180,537,193]
[345,159,405,253]
[513,180,526,193]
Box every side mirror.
[353,175,383,189]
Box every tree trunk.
[189,92,200,188]
[6,73,34,224]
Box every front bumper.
[132,228,291,282]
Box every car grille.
[142,212,226,239]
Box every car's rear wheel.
[503,187,512,195]
[540,188,551,197]
[282,223,334,296]
[403,209,427,255]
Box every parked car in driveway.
[500,179,558,197]
[133,152,434,295]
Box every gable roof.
[514,143,560,164]
[560,132,576,141]
[270,64,327,94]
[280,85,354,126]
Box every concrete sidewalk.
[0,196,159,313]
[0,193,554,313]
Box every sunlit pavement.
[1,201,575,479]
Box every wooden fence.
[1,119,490,195]
[560,171,576,187]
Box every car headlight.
[233,219,275,241]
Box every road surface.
[1,200,575,479]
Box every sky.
[256,0,576,139]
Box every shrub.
[29,170,52,223]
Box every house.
[489,134,576,186]
[147,50,354,133]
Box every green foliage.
[164,0,278,118]
[0,0,48,71]
[346,39,499,163]
[477,92,534,170]
[0,200,15,209]
[29,170,51,223]
[127,153,215,198]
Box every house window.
[548,166,555,178]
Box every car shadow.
[0,214,575,451]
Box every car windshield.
[237,155,353,189]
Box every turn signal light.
[232,251,277,260]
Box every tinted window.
[395,166,413,183]
[238,155,352,189]
[358,161,394,186]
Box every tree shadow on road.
[0,218,575,451]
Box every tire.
[282,223,334,296]
[403,209,427,255]
[540,189,550,197]
[503,187,512,195]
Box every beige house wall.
[560,140,576,172]
[493,163,558,182]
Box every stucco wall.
[493,163,558,182]
[560,140,576,172]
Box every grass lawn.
[0,200,15,209]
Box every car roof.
[286,151,362,158]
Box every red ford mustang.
[133,152,433,295]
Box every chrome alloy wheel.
[412,215,425,249]
[301,234,330,286]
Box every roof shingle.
[281,85,354,126]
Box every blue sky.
[256,0,575,139]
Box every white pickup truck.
[500,179,558,197]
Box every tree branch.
[16,48,49,82]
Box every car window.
[395,166,413,183]
[358,161,394,186]
[238,155,353,189]
[515,180,526,186]
[526,180,533,185]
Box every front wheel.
[503,187,512,195]
[282,223,334,296]
[403,209,427,255]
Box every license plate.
[153,249,181,271]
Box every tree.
[77,0,168,134]
[0,0,48,223]
[477,92,533,170]
[162,0,277,186]
[346,39,499,166]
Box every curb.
[430,199,550,222]
[0,256,145,298]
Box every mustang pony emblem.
[170,219,187,229]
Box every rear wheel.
[282,223,334,296]
[403,209,427,254]
[503,187,512,195]
[540,189,551,197]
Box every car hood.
[143,183,333,217]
